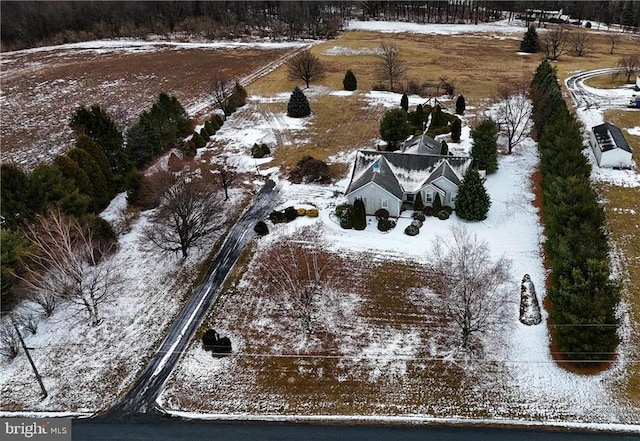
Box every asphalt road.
[73,418,639,441]
[103,179,279,417]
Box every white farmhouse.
[589,122,633,169]
[345,149,472,217]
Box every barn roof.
[592,123,632,153]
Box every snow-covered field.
[160,89,640,428]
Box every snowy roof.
[402,133,442,155]
[346,150,471,197]
[592,123,632,154]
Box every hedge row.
[530,60,620,363]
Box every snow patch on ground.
[347,19,528,35]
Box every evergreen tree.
[0,164,30,228]
[520,26,540,53]
[440,140,449,155]
[70,104,129,185]
[192,131,206,148]
[287,86,311,118]
[126,116,161,168]
[343,69,357,91]
[455,168,491,221]
[27,164,91,217]
[414,192,424,211]
[455,95,466,115]
[67,147,110,210]
[75,134,112,189]
[352,197,366,230]
[432,192,442,213]
[471,119,499,174]
[451,117,462,142]
[380,108,412,151]
[400,93,409,112]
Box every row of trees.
[1,93,193,310]
[530,60,620,363]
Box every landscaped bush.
[200,127,210,139]
[404,224,420,236]
[205,120,216,136]
[336,203,353,229]
[251,143,271,158]
[269,210,288,224]
[192,131,206,148]
[422,206,433,217]
[352,198,366,230]
[289,156,330,183]
[378,218,392,232]
[343,69,357,91]
[254,221,269,236]
[202,329,232,354]
[297,207,307,216]
[411,219,423,228]
[284,206,299,221]
[442,206,453,215]
[306,208,319,217]
[388,219,396,229]
[287,86,311,118]
[437,210,450,220]
[375,208,389,220]
[412,211,425,222]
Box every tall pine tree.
[455,168,491,221]
[471,119,499,174]
[343,69,357,91]
[520,26,540,53]
[287,86,311,118]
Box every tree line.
[1,93,193,310]
[4,1,637,52]
[530,60,620,364]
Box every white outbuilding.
[589,122,633,168]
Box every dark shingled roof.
[346,156,404,199]
[592,123,632,153]
[402,133,442,155]
[346,150,470,197]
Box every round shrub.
[585,21,592,28]
[412,211,426,222]
[404,224,420,236]
[375,208,390,220]
[389,220,397,229]
[377,218,391,232]
[411,219,423,228]
[297,207,307,216]
[254,221,269,236]
[200,127,210,139]
[306,208,319,217]
[269,210,287,224]
[284,206,299,221]
[422,206,433,217]
[437,210,450,220]
[340,217,353,229]
[251,143,271,159]
[193,131,206,148]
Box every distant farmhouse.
[589,122,633,168]
[345,135,472,216]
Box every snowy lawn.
[161,89,639,425]
[0,186,249,412]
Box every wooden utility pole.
[11,319,47,400]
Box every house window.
[381,199,388,208]
[425,192,433,203]
[406,193,414,202]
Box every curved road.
[565,67,630,109]
[102,180,279,418]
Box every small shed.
[589,122,633,168]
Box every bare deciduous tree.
[213,160,234,201]
[286,50,326,89]
[608,33,620,55]
[376,43,407,92]
[13,309,39,335]
[20,208,120,326]
[0,320,20,360]
[495,81,533,154]
[569,31,592,57]
[263,240,328,335]
[211,72,233,119]
[541,25,570,60]
[432,225,512,357]
[438,75,456,97]
[143,176,224,258]
[616,55,640,83]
